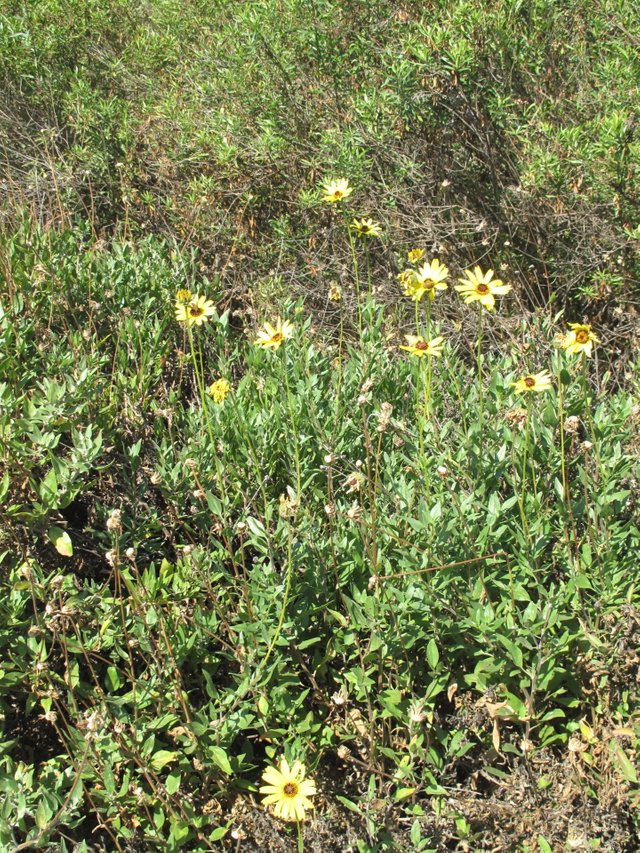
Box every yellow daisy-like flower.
[175,288,193,303]
[454,266,512,311]
[407,248,425,264]
[259,758,317,823]
[321,178,353,204]
[412,258,449,301]
[513,370,553,394]
[175,294,216,326]
[560,323,600,358]
[350,217,382,238]
[400,259,449,302]
[399,334,444,358]
[254,318,294,350]
[208,378,232,403]
[328,283,342,302]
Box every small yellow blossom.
[259,758,316,823]
[407,248,425,264]
[321,178,353,204]
[328,283,342,302]
[208,378,232,403]
[175,288,193,303]
[350,217,382,237]
[454,266,512,311]
[399,335,444,358]
[254,318,294,350]
[513,370,553,394]
[175,294,216,326]
[560,323,600,358]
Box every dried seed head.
[106,509,122,532]
[324,503,336,518]
[377,402,393,433]
[564,415,580,433]
[347,501,363,523]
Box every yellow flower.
[350,217,382,237]
[328,283,342,302]
[454,266,512,311]
[399,335,444,358]
[413,258,449,301]
[208,378,232,403]
[175,288,193,303]
[407,248,425,264]
[321,178,353,204]
[259,758,316,823]
[175,294,216,326]
[513,370,553,394]
[560,323,600,358]
[254,318,294,350]
[398,269,417,292]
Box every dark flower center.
[283,782,298,797]
[272,332,284,342]
[524,376,535,388]
[576,329,589,343]
[189,304,204,317]
[415,341,429,350]
[476,283,489,294]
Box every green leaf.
[538,836,553,853]
[394,786,416,801]
[208,745,232,774]
[426,639,440,669]
[209,826,229,841]
[336,794,361,814]
[166,772,181,795]
[611,744,638,783]
[48,526,73,557]
[206,491,223,516]
[150,750,178,772]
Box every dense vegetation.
[1,1,639,850]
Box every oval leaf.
[48,526,73,557]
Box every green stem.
[519,398,532,536]
[186,323,229,511]
[365,241,372,298]
[476,308,484,440]
[346,221,362,335]
[282,347,302,497]
[262,518,295,670]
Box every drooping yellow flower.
[350,217,382,238]
[398,268,417,293]
[254,318,294,350]
[454,266,512,311]
[407,248,425,264]
[175,288,193,303]
[208,378,232,403]
[560,323,600,358]
[513,370,553,394]
[328,283,342,302]
[259,758,316,823]
[175,294,216,326]
[399,335,444,358]
[321,178,353,204]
